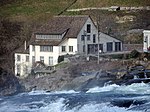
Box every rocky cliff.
[0,67,23,96]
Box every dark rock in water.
[116,65,150,85]
[0,67,24,96]
[124,78,150,85]
[111,99,146,108]
[73,71,116,92]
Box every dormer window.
[87,24,91,33]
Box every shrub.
[130,49,140,58]
[111,54,123,59]
[58,55,64,63]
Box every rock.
[0,67,23,96]
[64,71,117,92]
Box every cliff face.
[0,67,23,96]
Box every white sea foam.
[0,97,142,112]
[86,84,120,93]
[0,83,149,112]
[86,83,150,94]
[27,90,79,96]
[52,90,79,94]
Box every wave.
[0,98,142,112]
[1,83,150,112]
[27,90,79,96]
[86,83,150,94]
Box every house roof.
[34,15,89,38]
[99,32,122,42]
[31,39,61,46]
[15,44,29,54]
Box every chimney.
[24,41,27,50]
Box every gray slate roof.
[34,15,89,38]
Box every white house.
[14,15,122,77]
[14,41,30,77]
[143,30,150,52]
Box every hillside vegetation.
[1,0,150,20]
[0,0,73,20]
[72,0,150,8]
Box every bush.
[130,49,140,58]
[111,54,123,59]
[58,55,64,63]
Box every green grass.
[55,62,69,69]
[1,0,150,20]
[0,0,73,19]
[71,0,150,8]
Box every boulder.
[0,67,23,96]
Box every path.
[67,6,150,12]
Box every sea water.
[0,83,150,112]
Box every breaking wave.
[0,83,150,112]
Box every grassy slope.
[0,0,73,20]
[72,0,150,8]
[1,0,150,20]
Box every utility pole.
[97,32,100,64]
[84,30,87,56]
[97,16,100,64]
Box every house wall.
[59,38,77,56]
[29,45,59,66]
[77,17,98,54]
[143,30,150,52]
[99,33,122,52]
[14,53,30,77]
[77,17,122,54]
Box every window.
[93,34,96,43]
[115,42,121,51]
[49,57,53,65]
[69,46,73,52]
[26,56,29,62]
[32,45,35,51]
[87,35,90,41]
[81,35,85,41]
[62,46,66,52]
[32,56,35,64]
[40,56,44,63]
[144,36,148,42]
[36,34,62,40]
[87,24,91,33]
[17,64,21,74]
[40,46,53,52]
[99,44,103,52]
[17,55,21,61]
[107,42,113,52]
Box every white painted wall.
[30,45,59,66]
[143,30,150,52]
[59,38,77,56]
[14,53,30,77]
